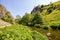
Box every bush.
[50,25,57,30]
[34,24,41,28]
[58,25,60,30]
[41,25,48,30]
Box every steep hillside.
[31,1,60,26]
[42,1,60,26]
[31,1,60,14]
[0,4,14,24]
[43,10,60,26]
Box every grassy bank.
[0,24,48,40]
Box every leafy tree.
[20,13,34,26]
[32,12,43,27]
[15,15,21,24]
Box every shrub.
[58,25,60,30]
[34,24,41,28]
[50,25,57,30]
[41,25,48,30]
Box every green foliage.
[41,25,49,30]
[20,13,34,26]
[31,31,48,40]
[20,12,43,27]
[0,24,48,40]
[15,15,21,24]
[34,24,41,28]
[19,1,60,29]
[32,12,43,25]
[50,25,57,30]
[58,25,60,30]
[31,1,60,29]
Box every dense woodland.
[0,1,60,40]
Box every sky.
[0,0,59,18]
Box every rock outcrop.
[0,4,15,24]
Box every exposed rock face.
[0,10,3,18]
[31,1,60,14]
[31,5,45,13]
[0,4,15,24]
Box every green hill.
[43,10,60,26]
[31,1,60,27]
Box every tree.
[15,15,21,24]
[20,13,34,26]
[32,12,43,26]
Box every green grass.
[42,9,60,26]
[0,24,48,40]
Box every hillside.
[31,1,60,26]
[0,4,15,24]
[31,1,60,14]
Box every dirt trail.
[0,20,11,28]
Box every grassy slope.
[41,1,60,26]
[43,10,60,26]
[0,24,48,40]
